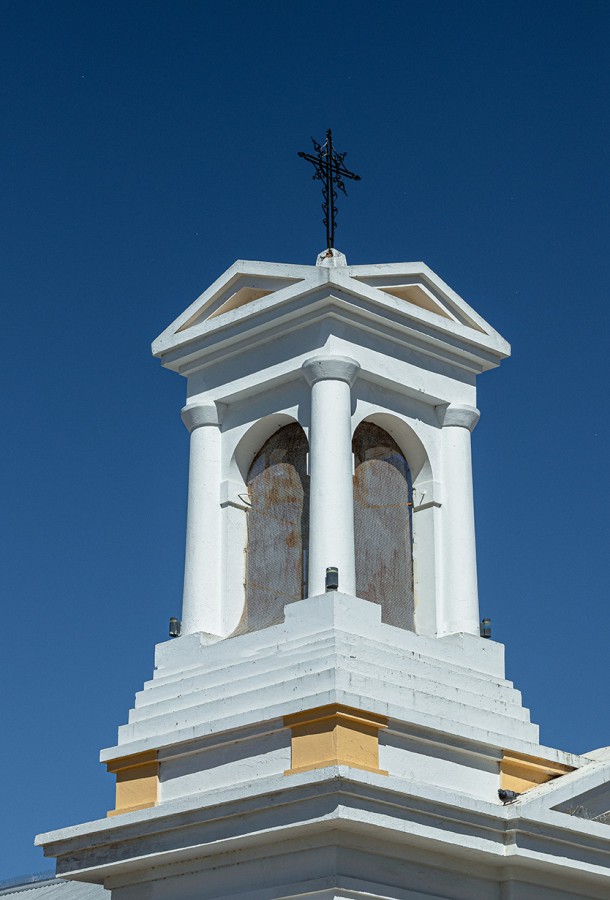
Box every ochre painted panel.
[106,750,159,817]
[501,750,574,794]
[284,704,388,776]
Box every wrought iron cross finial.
[298,129,361,250]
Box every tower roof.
[152,254,510,376]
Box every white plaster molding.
[38,766,610,899]
[316,248,347,267]
[302,355,360,387]
[220,479,251,511]
[100,594,549,765]
[181,403,221,432]
[154,634,223,677]
[152,259,511,374]
[437,403,480,431]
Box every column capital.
[181,403,221,433]
[302,355,360,387]
[439,404,480,432]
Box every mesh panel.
[353,421,414,630]
[235,423,309,635]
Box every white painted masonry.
[105,594,541,761]
[179,403,222,636]
[36,251,610,900]
[438,403,481,636]
[153,252,512,635]
[302,355,360,596]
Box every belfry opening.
[240,422,309,634]
[239,419,415,635]
[353,421,414,630]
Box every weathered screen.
[353,421,414,630]
[237,423,309,635]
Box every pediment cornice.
[152,259,510,377]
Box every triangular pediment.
[349,265,488,333]
[152,257,510,369]
[177,272,305,332]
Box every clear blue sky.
[1,0,609,881]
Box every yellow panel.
[335,720,380,771]
[106,750,159,817]
[290,721,336,773]
[501,750,574,794]
[284,704,388,776]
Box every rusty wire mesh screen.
[353,421,414,630]
[235,423,309,635]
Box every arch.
[231,413,300,486]
[235,422,309,635]
[352,420,414,630]
[352,410,433,485]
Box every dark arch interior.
[236,423,309,635]
[352,421,414,630]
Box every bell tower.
[37,250,610,900]
[156,248,504,643]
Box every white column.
[180,403,222,636]
[302,355,360,597]
[439,404,481,636]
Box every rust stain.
[285,530,299,548]
[353,421,414,630]
[234,423,310,636]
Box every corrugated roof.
[0,879,106,898]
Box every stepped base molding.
[37,594,607,899]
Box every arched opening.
[352,420,414,629]
[236,422,309,634]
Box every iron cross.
[298,129,361,250]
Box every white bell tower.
[37,251,610,900]
[159,248,502,642]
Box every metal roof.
[0,879,106,898]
